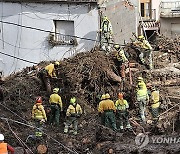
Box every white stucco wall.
[151,0,161,21]
[160,0,180,38]
[0,2,98,76]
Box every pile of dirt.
[0,44,180,153]
[155,35,180,54]
[153,34,180,63]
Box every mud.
[0,35,180,154]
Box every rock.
[108,148,114,154]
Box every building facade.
[160,0,180,38]
[0,0,98,76]
[138,0,160,40]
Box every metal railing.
[140,9,156,20]
[160,1,180,15]
[48,33,77,46]
[55,33,77,45]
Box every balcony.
[48,33,78,47]
[140,9,156,21]
[160,1,180,18]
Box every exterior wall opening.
[53,20,75,45]
[145,30,157,41]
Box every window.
[141,3,145,17]
[49,20,77,46]
[141,2,150,18]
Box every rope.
[0,116,79,154]
[0,100,79,153]
[5,118,34,154]
[0,102,29,123]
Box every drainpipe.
[98,8,103,49]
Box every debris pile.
[58,50,122,107]
[0,41,180,153]
[154,34,180,61]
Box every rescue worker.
[100,15,113,52]
[136,83,149,123]
[49,88,63,127]
[39,61,60,93]
[98,93,117,131]
[134,35,153,69]
[32,96,47,138]
[137,77,147,91]
[149,87,160,124]
[64,97,82,135]
[0,134,14,154]
[115,93,132,132]
[98,94,106,125]
[114,45,129,79]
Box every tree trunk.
[106,70,122,83]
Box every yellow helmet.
[105,93,110,99]
[101,94,106,100]
[54,61,60,66]
[138,35,145,40]
[137,77,143,81]
[53,88,59,93]
[103,16,108,21]
[0,134,4,141]
[114,44,120,50]
[118,93,123,99]
[70,97,76,104]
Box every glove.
[76,114,81,118]
[40,119,45,123]
[57,104,62,111]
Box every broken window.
[49,20,77,46]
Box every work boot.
[118,129,124,133]
[73,131,77,135]
[69,130,74,133]
[64,126,68,134]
